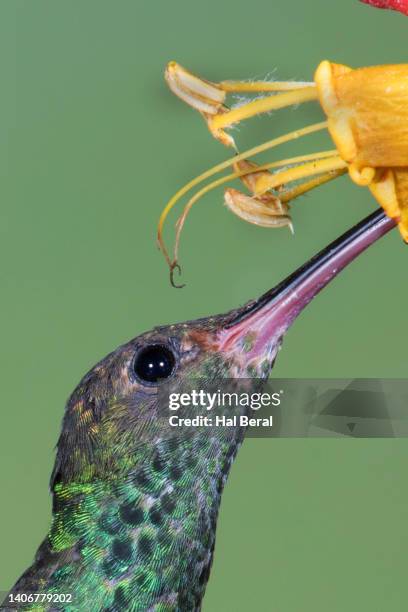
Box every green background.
[1,1,408,610]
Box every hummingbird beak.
[217,210,395,373]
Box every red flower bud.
[360,0,408,15]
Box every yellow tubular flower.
[314,61,408,240]
[160,60,408,283]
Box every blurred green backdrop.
[1,1,408,610]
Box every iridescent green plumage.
[16,435,240,610]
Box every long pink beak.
[218,210,395,370]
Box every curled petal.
[224,188,292,229]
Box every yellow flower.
[315,61,408,239]
[159,60,407,282]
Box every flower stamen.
[165,62,319,147]
[165,61,226,114]
[224,188,292,230]
[169,149,339,271]
[157,121,328,267]
[280,169,348,203]
[209,87,318,131]
[253,155,347,195]
[220,80,315,93]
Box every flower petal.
[360,0,408,16]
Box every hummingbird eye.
[133,344,176,384]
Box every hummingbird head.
[50,306,274,487]
[51,210,393,488]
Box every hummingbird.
[3,210,394,612]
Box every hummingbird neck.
[16,432,243,610]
